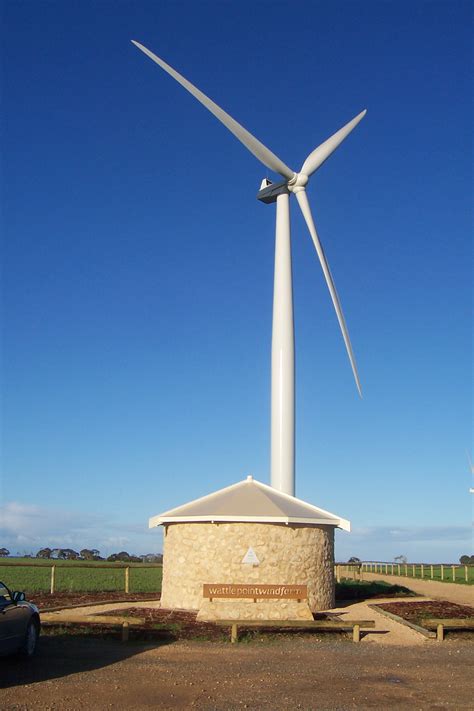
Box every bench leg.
[352,624,360,643]
[231,623,238,644]
[437,624,444,642]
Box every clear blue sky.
[1,0,472,562]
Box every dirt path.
[361,572,474,606]
[42,599,162,618]
[2,636,473,709]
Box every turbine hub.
[287,172,308,193]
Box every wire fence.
[335,561,474,585]
[0,561,163,593]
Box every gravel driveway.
[360,573,474,606]
[1,635,473,709]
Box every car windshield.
[0,582,12,605]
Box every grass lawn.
[0,557,162,593]
[335,579,416,600]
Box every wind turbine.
[468,453,474,494]
[131,41,366,497]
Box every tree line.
[0,547,162,563]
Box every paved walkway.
[361,571,474,606]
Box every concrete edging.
[368,604,435,639]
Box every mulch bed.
[374,600,474,625]
[29,591,161,611]
[103,607,228,641]
[374,600,474,640]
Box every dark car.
[0,581,40,657]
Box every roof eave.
[149,514,350,531]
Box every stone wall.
[160,521,335,612]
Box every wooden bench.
[214,618,376,643]
[41,615,144,642]
[421,618,474,641]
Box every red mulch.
[371,601,474,642]
[29,591,161,611]
[374,601,474,625]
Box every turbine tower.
[132,41,366,496]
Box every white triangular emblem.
[242,547,260,565]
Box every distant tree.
[394,555,407,564]
[347,556,360,563]
[459,555,470,565]
[80,548,101,560]
[36,548,52,559]
[106,551,144,563]
[0,548,10,557]
[142,553,163,563]
[107,551,131,562]
[57,548,79,560]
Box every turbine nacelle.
[257,172,309,204]
[287,172,309,193]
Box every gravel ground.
[1,635,473,710]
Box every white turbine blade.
[295,189,362,396]
[301,110,367,177]
[467,451,474,474]
[131,41,295,180]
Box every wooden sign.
[203,584,307,600]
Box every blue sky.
[1,0,472,562]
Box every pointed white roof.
[149,476,350,531]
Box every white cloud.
[0,501,162,557]
[2,502,470,563]
[336,524,472,563]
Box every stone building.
[149,476,350,616]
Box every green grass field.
[362,563,474,585]
[0,558,162,593]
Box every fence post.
[50,565,56,594]
[385,563,388,574]
[441,565,444,581]
[421,564,424,579]
[405,564,408,576]
[125,567,130,593]
[465,566,468,583]
[398,564,400,576]
[452,565,455,582]
[430,564,433,579]
[412,564,415,577]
